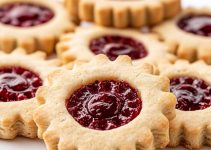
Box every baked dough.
[159,60,211,149]
[154,8,211,64]
[0,48,59,139]
[57,26,176,65]
[34,55,176,150]
[0,0,75,54]
[65,0,181,28]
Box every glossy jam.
[0,2,54,27]
[177,14,211,37]
[0,67,43,102]
[170,76,211,111]
[90,35,148,61]
[66,80,142,130]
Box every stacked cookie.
[0,0,210,150]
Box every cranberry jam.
[0,66,43,102]
[90,35,148,61]
[177,14,211,37]
[170,76,211,111]
[66,80,142,130]
[0,2,54,27]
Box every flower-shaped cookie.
[65,0,181,28]
[0,0,75,54]
[159,60,211,149]
[154,8,211,64]
[34,55,176,150]
[57,26,176,65]
[0,48,59,139]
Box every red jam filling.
[66,80,142,130]
[0,67,43,102]
[0,2,54,27]
[89,35,148,61]
[177,14,211,37]
[170,76,211,111]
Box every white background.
[0,0,211,150]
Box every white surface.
[0,0,211,150]
[0,138,46,150]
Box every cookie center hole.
[170,76,211,111]
[89,35,148,61]
[87,93,122,119]
[177,14,211,37]
[66,80,142,130]
[0,73,29,91]
[0,2,54,27]
[0,66,43,102]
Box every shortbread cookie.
[0,0,75,54]
[65,0,181,28]
[34,55,176,150]
[154,8,211,64]
[159,60,211,149]
[57,26,176,65]
[0,48,59,139]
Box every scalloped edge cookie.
[153,8,211,64]
[65,0,181,28]
[0,0,75,54]
[34,54,176,150]
[57,26,176,65]
[0,48,59,139]
[159,60,211,149]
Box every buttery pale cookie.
[159,60,211,149]
[0,0,75,54]
[65,0,181,28]
[34,55,176,150]
[154,8,211,64]
[0,48,59,139]
[57,26,176,65]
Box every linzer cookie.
[159,60,211,149]
[0,0,75,54]
[34,55,176,150]
[154,8,211,64]
[0,48,59,139]
[57,26,176,65]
